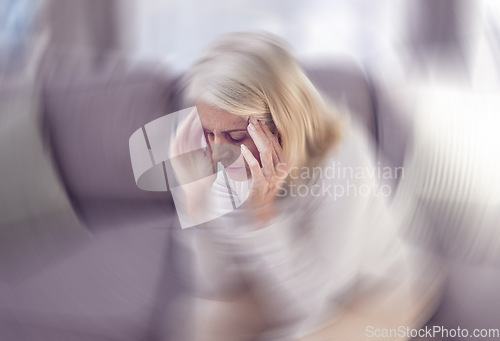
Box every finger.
[188,108,205,146]
[174,108,204,153]
[185,107,199,126]
[178,108,199,137]
[259,121,286,163]
[247,118,274,176]
[259,124,291,180]
[258,120,281,166]
[240,144,264,181]
[182,108,215,171]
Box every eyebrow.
[204,128,248,133]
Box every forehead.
[196,102,247,131]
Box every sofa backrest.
[303,59,377,144]
[40,50,177,224]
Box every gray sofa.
[0,48,498,340]
[0,50,181,341]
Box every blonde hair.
[184,31,342,182]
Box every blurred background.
[1,0,500,340]
[1,0,499,83]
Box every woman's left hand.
[240,117,291,225]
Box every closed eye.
[227,132,248,142]
[203,129,248,143]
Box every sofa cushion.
[0,223,178,341]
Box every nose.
[211,143,235,164]
[212,134,225,146]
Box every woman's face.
[196,101,261,181]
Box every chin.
[225,166,251,181]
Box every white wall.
[123,0,403,72]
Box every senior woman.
[167,32,440,341]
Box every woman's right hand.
[169,107,217,186]
[169,108,218,226]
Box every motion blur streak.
[0,0,499,340]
